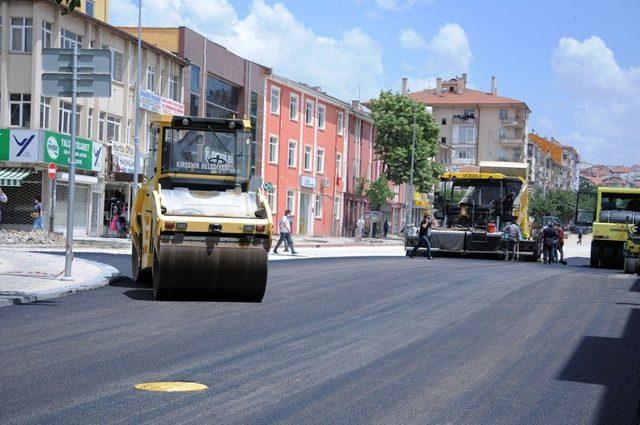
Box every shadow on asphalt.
[557,304,640,425]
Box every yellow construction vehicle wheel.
[624,258,639,274]
[131,241,151,285]
[590,243,600,268]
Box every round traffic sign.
[47,163,57,180]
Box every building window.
[98,112,106,141]
[318,104,326,129]
[514,149,522,161]
[441,118,447,125]
[334,196,342,220]
[270,86,280,115]
[498,128,507,139]
[454,126,475,144]
[303,145,312,171]
[206,75,239,118]
[338,111,344,136]
[60,29,82,49]
[106,115,122,142]
[169,74,180,101]
[315,194,323,218]
[499,109,508,119]
[10,18,32,53]
[454,147,474,160]
[267,189,277,214]
[336,153,342,178]
[87,108,93,139]
[497,150,506,161]
[286,190,296,214]
[85,0,95,17]
[103,46,123,83]
[268,135,279,164]
[305,100,314,126]
[190,64,200,116]
[58,101,80,134]
[40,97,50,129]
[316,148,325,173]
[441,136,447,144]
[42,21,52,48]
[146,65,156,91]
[290,93,299,121]
[10,94,31,127]
[463,109,474,117]
[288,140,297,168]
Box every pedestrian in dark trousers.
[577,228,583,245]
[273,209,297,255]
[284,214,293,252]
[542,223,558,264]
[409,213,433,259]
[383,219,389,238]
[554,222,565,263]
[32,197,44,231]
[503,221,522,261]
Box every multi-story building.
[118,26,270,177]
[75,0,108,21]
[561,145,580,191]
[408,74,530,170]
[528,134,565,192]
[0,0,186,235]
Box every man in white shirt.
[355,217,365,241]
[0,187,7,226]
[273,209,297,255]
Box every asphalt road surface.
[2,253,640,425]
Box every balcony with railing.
[500,115,524,127]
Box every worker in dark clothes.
[408,213,433,259]
[542,223,558,264]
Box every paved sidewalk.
[0,250,120,307]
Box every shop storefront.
[0,129,104,235]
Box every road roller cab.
[575,187,640,270]
[130,116,273,301]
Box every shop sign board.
[140,89,162,114]
[300,175,317,189]
[43,131,102,172]
[111,141,135,173]
[161,97,185,116]
[9,129,40,163]
[0,129,8,161]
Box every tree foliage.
[56,0,81,11]
[370,91,443,193]
[529,188,577,223]
[365,176,396,210]
[579,176,597,193]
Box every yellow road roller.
[130,116,272,301]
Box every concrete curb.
[0,259,122,308]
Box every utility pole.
[63,43,78,279]
[406,110,417,227]
[132,0,142,203]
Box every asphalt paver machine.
[130,116,273,300]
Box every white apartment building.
[409,75,530,170]
[0,0,186,235]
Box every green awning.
[0,168,33,187]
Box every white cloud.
[399,29,426,50]
[110,0,384,101]
[374,0,435,10]
[425,23,472,77]
[551,36,640,164]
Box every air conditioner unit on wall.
[322,177,330,187]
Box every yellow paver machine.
[130,116,273,300]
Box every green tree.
[529,188,577,223]
[370,91,443,193]
[579,176,597,193]
[365,176,396,210]
[56,0,81,11]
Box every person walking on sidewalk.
[32,197,44,231]
[284,213,293,252]
[577,228,583,245]
[355,217,365,242]
[383,219,389,238]
[0,187,7,227]
[503,221,522,261]
[408,213,434,259]
[273,209,297,255]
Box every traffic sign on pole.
[47,163,57,179]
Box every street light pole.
[63,43,78,279]
[132,0,142,204]
[406,110,417,227]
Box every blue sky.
[110,0,640,165]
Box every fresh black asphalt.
[1,253,640,424]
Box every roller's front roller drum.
[152,237,268,301]
[624,257,639,274]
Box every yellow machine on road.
[575,187,640,271]
[130,116,272,300]
[405,162,541,260]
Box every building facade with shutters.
[0,0,186,235]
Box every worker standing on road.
[503,221,522,261]
[273,209,297,255]
[542,223,558,264]
[355,217,365,242]
[383,219,389,238]
[408,213,434,259]
[554,221,565,263]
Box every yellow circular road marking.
[134,381,208,392]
